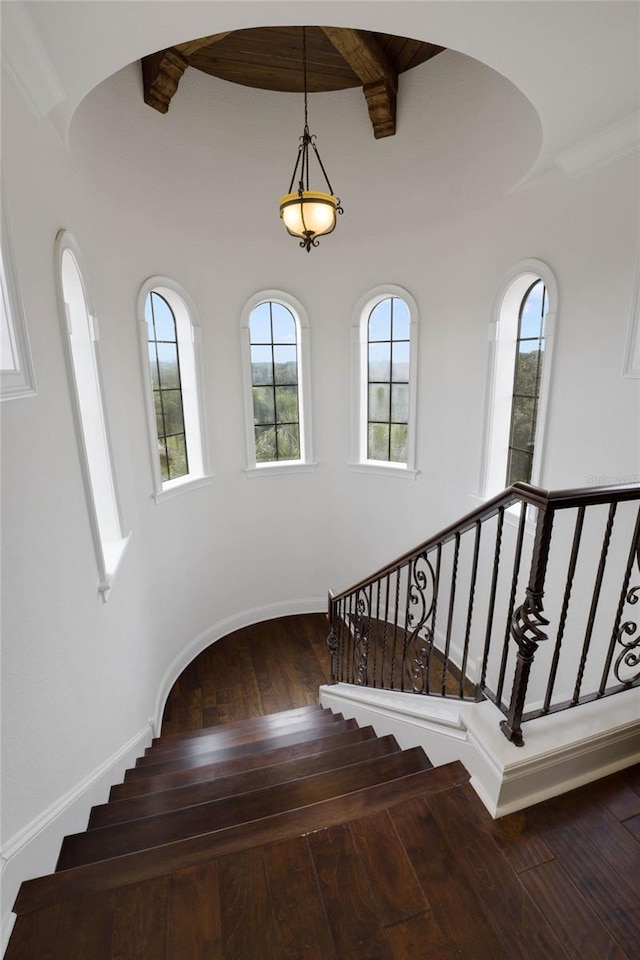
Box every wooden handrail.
[331,482,640,604]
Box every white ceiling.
[2,1,639,179]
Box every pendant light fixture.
[279,27,343,252]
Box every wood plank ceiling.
[142,26,445,139]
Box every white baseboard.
[320,682,640,818]
[1,723,153,956]
[152,597,326,730]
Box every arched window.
[138,278,209,500]
[1,189,35,401]
[241,291,314,475]
[482,260,557,498]
[351,286,419,477]
[55,231,128,598]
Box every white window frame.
[480,258,558,500]
[349,285,419,479]
[137,277,212,502]
[55,231,130,600]
[1,185,36,400]
[241,290,316,477]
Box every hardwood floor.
[6,614,640,959]
[161,613,333,734]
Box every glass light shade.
[279,191,338,240]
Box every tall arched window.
[138,278,210,500]
[55,231,128,598]
[241,291,314,475]
[351,286,419,477]
[482,260,557,498]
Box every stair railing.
[328,482,640,746]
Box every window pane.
[271,304,296,343]
[255,425,277,462]
[166,433,188,480]
[514,348,542,396]
[150,292,176,342]
[369,342,391,382]
[507,448,532,486]
[252,385,275,425]
[148,343,160,388]
[519,281,545,340]
[249,302,272,343]
[276,423,300,460]
[369,299,391,341]
[511,395,536,451]
[163,389,185,436]
[273,345,297,384]
[251,345,273,385]
[369,383,390,422]
[368,423,390,460]
[153,390,164,436]
[275,385,298,423]
[144,295,155,339]
[391,341,410,382]
[156,342,180,388]
[391,298,410,341]
[391,383,409,423]
[390,423,408,463]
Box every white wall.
[1,14,639,935]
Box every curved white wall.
[1,7,639,936]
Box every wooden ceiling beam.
[320,27,398,138]
[142,33,232,114]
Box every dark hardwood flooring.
[161,613,333,735]
[7,614,640,959]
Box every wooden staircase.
[7,704,471,958]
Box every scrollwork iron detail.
[614,583,640,684]
[353,588,371,685]
[404,553,437,693]
[510,590,549,657]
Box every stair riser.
[153,703,326,746]
[57,749,433,871]
[90,735,402,828]
[138,712,342,766]
[110,723,370,802]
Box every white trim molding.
[480,258,558,500]
[240,289,315,474]
[556,110,640,179]
[349,284,419,477]
[54,230,130,600]
[1,724,153,954]
[137,276,213,499]
[0,185,36,401]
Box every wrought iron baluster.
[572,502,617,705]
[542,506,585,713]
[500,504,554,746]
[372,579,381,687]
[380,573,391,688]
[389,568,401,689]
[599,504,640,694]
[496,502,528,706]
[441,532,461,696]
[460,521,482,698]
[480,507,505,700]
[427,544,442,695]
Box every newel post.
[327,590,339,683]
[500,502,555,746]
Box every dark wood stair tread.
[137,709,342,767]
[150,702,328,749]
[110,723,374,801]
[123,717,358,782]
[16,762,469,916]
[90,734,403,829]
[58,748,433,870]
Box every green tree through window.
[506,279,547,485]
[146,291,188,481]
[367,297,410,463]
[249,301,300,462]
